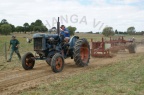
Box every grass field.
[19,53,144,95]
[0,33,144,95]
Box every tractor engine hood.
[33,33,59,39]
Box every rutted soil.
[0,45,144,95]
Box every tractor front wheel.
[22,52,35,70]
[51,53,64,73]
[74,38,90,67]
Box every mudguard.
[69,36,79,49]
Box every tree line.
[0,19,77,36]
[102,26,144,37]
[1,18,142,37]
[0,19,48,35]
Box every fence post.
[4,42,7,61]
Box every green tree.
[15,26,24,33]
[23,23,30,33]
[127,26,135,35]
[34,19,43,26]
[32,20,48,32]
[41,26,48,32]
[33,26,47,32]
[67,26,77,36]
[33,26,41,32]
[102,27,115,37]
[0,24,12,35]
[9,24,15,33]
[29,22,35,32]
[115,29,118,34]
[1,19,8,24]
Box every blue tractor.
[22,18,90,73]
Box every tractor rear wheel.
[127,44,136,53]
[51,53,64,73]
[74,38,90,67]
[22,52,35,70]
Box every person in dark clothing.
[7,35,21,62]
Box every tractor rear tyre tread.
[74,38,90,67]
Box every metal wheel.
[74,38,90,67]
[22,52,35,70]
[51,53,64,73]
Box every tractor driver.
[60,25,70,43]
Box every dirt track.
[0,45,144,95]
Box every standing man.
[60,25,70,43]
[7,35,21,62]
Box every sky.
[0,0,144,32]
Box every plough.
[90,36,135,57]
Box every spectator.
[7,35,21,62]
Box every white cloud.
[0,0,144,32]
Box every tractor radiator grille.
[34,38,42,50]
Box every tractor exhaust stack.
[57,17,60,36]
